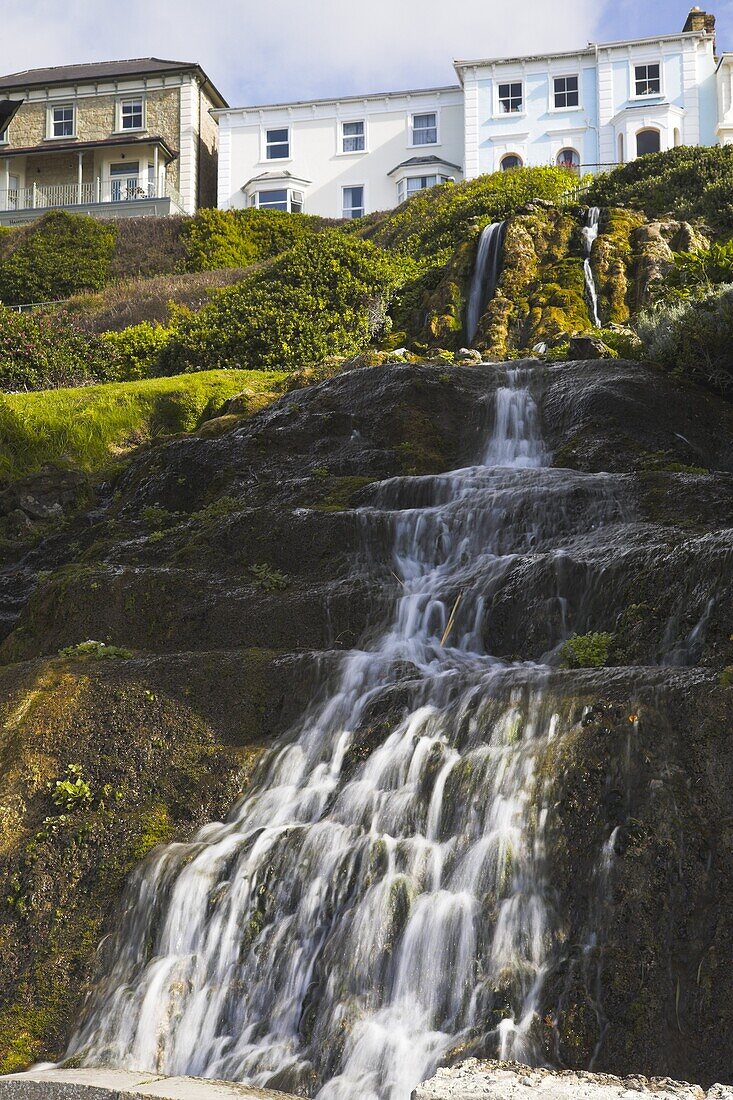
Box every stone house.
[0,58,227,226]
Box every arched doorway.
[636,129,661,157]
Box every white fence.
[0,177,184,213]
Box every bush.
[559,631,615,669]
[100,322,170,380]
[357,168,579,268]
[0,212,117,305]
[182,207,327,272]
[636,284,733,397]
[662,240,733,300]
[0,306,109,391]
[158,232,406,374]
[587,146,733,231]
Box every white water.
[466,222,505,344]
[582,207,601,328]
[68,370,623,1100]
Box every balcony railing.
[0,177,184,213]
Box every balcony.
[0,175,185,226]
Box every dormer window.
[120,98,144,131]
[51,104,74,138]
[498,82,523,114]
[635,63,661,96]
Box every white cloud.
[0,0,605,107]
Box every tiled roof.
[388,155,462,175]
[0,133,178,160]
[0,58,228,106]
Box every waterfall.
[67,370,626,1100]
[466,222,505,344]
[582,207,601,328]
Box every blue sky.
[0,0,729,107]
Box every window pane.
[266,128,288,142]
[501,154,522,170]
[636,129,661,156]
[53,106,74,136]
[413,112,437,143]
[343,121,363,135]
[121,99,143,128]
[498,83,523,113]
[258,188,289,209]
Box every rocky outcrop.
[0,1068,301,1099]
[415,1061,732,1100]
[0,361,731,1083]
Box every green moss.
[591,208,645,324]
[396,405,448,474]
[560,631,616,669]
[720,667,733,688]
[309,475,375,512]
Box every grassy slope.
[0,369,288,481]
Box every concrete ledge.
[0,1068,300,1100]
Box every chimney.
[683,6,716,35]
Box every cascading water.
[582,207,601,328]
[466,222,505,344]
[67,369,629,1100]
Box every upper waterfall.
[466,222,506,344]
[582,207,601,328]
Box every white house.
[457,7,718,176]
[215,7,725,220]
[213,86,464,219]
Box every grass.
[0,369,288,482]
[63,267,253,333]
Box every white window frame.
[262,125,291,162]
[409,110,439,147]
[116,96,146,133]
[339,118,367,155]
[499,152,524,171]
[251,186,304,212]
[632,60,663,99]
[495,80,525,117]
[342,183,366,218]
[396,173,450,203]
[556,147,581,172]
[47,102,75,140]
[552,74,581,112]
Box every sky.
[1,0,732,108]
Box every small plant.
[313,467,330,479]
[49,764,93,812]
[559,631,615,669]
[142,505,174,527]
[249,563,290,591]
[58,640,133,660]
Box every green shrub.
[58,640,133,660]
[635,285,733,396]
[0,211,117,305]
[48,764,93,812]
[182,208,326,272]
[662,240,733,300]
[100,322,170,380]
[357,168,579,268]
[0,306,108,391]
[158,233,405,374]
[587,146,733,231]
[559,631,615,669]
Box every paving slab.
[0,1068,300,1100]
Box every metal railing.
[0,177,183,213]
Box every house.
[457,7,718,177]
[0,58,227,226]
[213,86,464,219]
[215,7,724,220]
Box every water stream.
[582,207,601,328]
[68,369,627,1099]
[466,222,506,344]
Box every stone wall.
[4,89,181,150]
[198,87,219,208]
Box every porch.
[0,134,183,225]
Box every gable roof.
[0,100,22,133]
[0,58,227,106]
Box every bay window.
[397,174,449,203]
[251,187,304,212]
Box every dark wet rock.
[567,336,615,360]
[0,360,731,1082]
